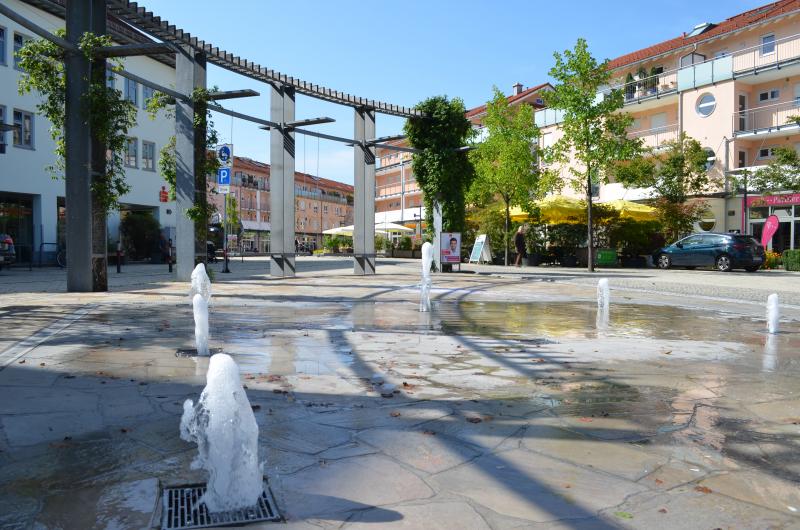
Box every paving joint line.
[0,304,96,370]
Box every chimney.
[512,82,524,95]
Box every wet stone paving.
[0,263,799,529]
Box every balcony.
[607,69,679,105]
[628,123,678,149]
[731,33,800,76]
[732,100,800,137]
[295,188,349,204]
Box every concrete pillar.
[353,108,376,275]
[175,45,206,281]
[269,85,296,277]
[90,0,107,290]
[65,0,93,291]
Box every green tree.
[617,133,712,241]
[545,38,644,271]
[469,87,545,265]
[404,96,474,235]
[744,145,800,194]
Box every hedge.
[784,249,800,271]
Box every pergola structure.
[4,0,423,291]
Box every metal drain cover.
[175,348,224,357]
[161,481,280,529]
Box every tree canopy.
[545,38,645,270]
[404,96,474,234]
[469,87,544,264]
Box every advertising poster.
[440,232,461,263]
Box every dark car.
[654,233,765,272]
[0,233,16,270]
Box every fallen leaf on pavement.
[390,411,401,417]
[578,417,593,423]
[614,512,633,520]
[654,478,664,485]
[466,417,482,424]
[658,508,668,514]
[694,486,712,494]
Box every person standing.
[514,226,526,267]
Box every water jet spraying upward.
[190,264,212,356]
[420,242,433,312]
[180,353,262,512]
[596,278,610,330]
[767,293,780,334]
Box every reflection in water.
[763,333,778,372]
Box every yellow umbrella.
[603,199,657,221]
[509,196,585,224]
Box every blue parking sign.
[217,167,231,185]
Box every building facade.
[0,0,176,263]
[536,0,800,252]
[374,83,550,239]
[207,156,354,253]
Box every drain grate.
[175,348,223,358]
[161,481,280,529]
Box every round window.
[696,93,716,117]
[696,208,717,231]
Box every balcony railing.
[732,100,800,134]
[606,69,679,104]
[295,189,349,204]
[628,123,679,148]
[731,32,800,74]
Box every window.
[704,148,716,171]
[142,141,155,170]
[738,150,747,168]
[142,85,154,104]
[696,93,716,117]
[758,89,780,102]
[761,34,776,56]
[323,205,328,214]
[13,109,33,148]
[124,78,138,107]
[0,27,6,66]
[13,33,29,70]
[125,138,137,167]
[758,147,776,159]
[106,68,115,89]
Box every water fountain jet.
[190,263,212,356]
[596,278,610,330]
[180,353,262,512]
[767,293,780,334]
[420,242,433,312]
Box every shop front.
[0,193,34,264]
[747,193,800,252]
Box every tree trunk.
[586,171,594,273]
[504,200,510,267]
[90,0,108,291]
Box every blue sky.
[148,0,764,184]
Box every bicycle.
[56,246,66,268]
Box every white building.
[0,0,175,264]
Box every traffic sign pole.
[216,144,233,274]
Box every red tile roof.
[609,0,800,70]
[465,82,552,119]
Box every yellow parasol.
[602,199,658,221]
[509,195,585,224]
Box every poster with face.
[440,232,461,263]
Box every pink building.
[537,0,800,251]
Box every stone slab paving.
[0,258,798,528]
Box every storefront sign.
[746,193,800,207]
[762,215,780,247]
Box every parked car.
[654,233,765,272]
[0,233,16,270]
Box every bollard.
[116,240,122,273]
[168,239,173,273]
[222,247,230,274]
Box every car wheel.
[657,254,671,269]
[715,254,732,272]
[745,265,760,272]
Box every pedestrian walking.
[514,226,526,267]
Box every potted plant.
[547,223,584,267]
[525,225,546,266]
[636,66,648,98]
[648,66,660,95]
[395,235,413,258]
[624,72,636,101]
